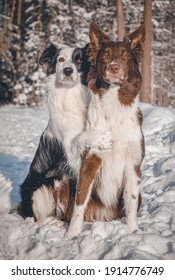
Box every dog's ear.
[39,43,58,75]
[88,20,110,64]
[89,20,110,50]
[72,46,91,85]
[123,24,145,62]
[72,48,83,72]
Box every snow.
[0,102,175,260]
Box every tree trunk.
[16,0,23,98]
[116,0,125,41]
[140,0,152,103]
[17,0,22,26]
[10,0,16,24]
[17,0,22,57]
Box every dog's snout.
[109,64,120,74]
[63,67,73,77]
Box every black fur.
[39,43,60,75]
[20,131,75,217]
[80,44,91,86]
[72,48,83,72]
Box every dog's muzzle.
[63,67,73,77]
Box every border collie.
[20,43,111,222]
[66,21,145,238]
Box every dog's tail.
[32,184,57,222]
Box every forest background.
[0,0,174,107]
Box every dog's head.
[88,21,145,100]
[39,44,84,87]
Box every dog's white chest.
[88,87,142,206]
[88,87,139,138]
[48,84,88,140]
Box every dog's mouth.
[60,76,79,87]
[63,76,74,81]
[62,74,80,85]
[55,73,80,88]
[104,74,124,86]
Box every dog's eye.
[58,57,65,62]
[102,52,110,60]
[122,51,130,60]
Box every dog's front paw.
[127,219,138,234]
[89,130,113,151]
[39,217,64,227]
[65,224,81,239]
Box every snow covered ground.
[0,102,175,260]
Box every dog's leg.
[124,163,141,233]
[65,153,102,239]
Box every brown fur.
[76,153,102,205]
[87,21,145,106]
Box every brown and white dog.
[66,21,145,238]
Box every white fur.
[56,47,81,87]
[65,205,85,239]
[47,76,89,175]
[87,87,142,208]
[53,180,65,218]
[32,185,55,222]
[89,87,142,232]
[67,85,143,237]
[65,181,94,239]
[124,162,140,232]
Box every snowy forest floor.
[0,103,175,260]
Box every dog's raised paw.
[89,130,113,151]
[100,131,113,150]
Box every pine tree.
[0,0,174,106]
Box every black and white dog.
[20,43,111,223]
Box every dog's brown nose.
[109,64,120,74]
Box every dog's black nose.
[63,67,73,76]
